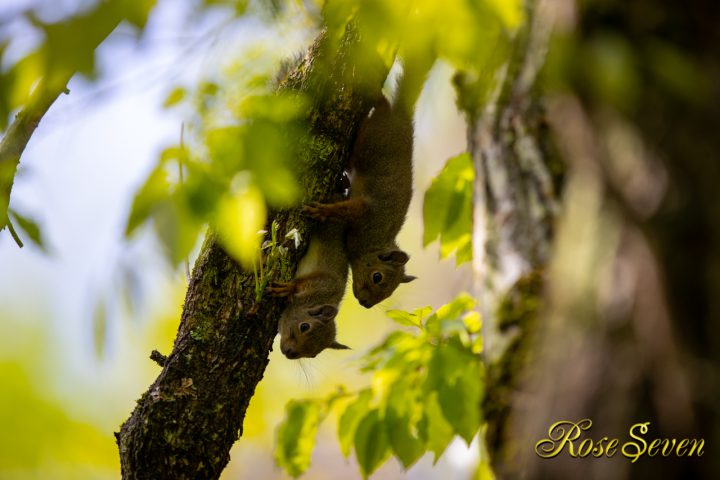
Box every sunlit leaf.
[485,0,524,31]
[163,87,186,108]
[384,376,424,468]
[423,152,474,265]
[463,311,482,334]
[425,293,475,334]
[419,391,455,463]
[354,409,391,477]
[386,309,422,328]
[275,399,322,477]
[426,343,483,444]
[338,388,372,457]
[215,183,266,269]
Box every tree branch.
[0,79,69,231]
[116,22,387,479]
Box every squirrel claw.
[302,202,328,221]
[267,282,295,297]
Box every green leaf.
[419,392,455,463]
[413,305,433,323]
[275,400,323,477]
[8,209,46,251]
[423,153,474,265]
[463,311,482,333]
[125,164,170,237]
[425,293,475,335]
[362,331,423,372]
[426,343,483,444]
[338,389,372,458]
[243,120,300,207]
[384,377,425,468]
[152,198,202,266]
[214,184,266,269]
[163,87,186,108]
[485,0,524,30]
[386,309,422,328]
[354,409,391,478]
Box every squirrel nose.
[282,346,299,359]
[359,299,372,308]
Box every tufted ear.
[307,304,338,322]
[378,250,409,266]
[329,340,350,350]
[401,274,417,283]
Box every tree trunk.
[466,1,720,479]
[116,22,387,479]
[456,0,561,469]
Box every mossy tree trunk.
[455,0,561,470]
[463,1,720,479]
[116,22,387,479]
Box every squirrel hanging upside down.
[305,93,417,308]
[267,220,350,359]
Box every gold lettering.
[676,439,689,456]
[535,420,591,458]
[686,439,704,456]
[535,419,704,461]
[577,438,594,458]
[647,438,661,456]
[659,438,677,456]
[606,438,619,457]
[622,422,649,463]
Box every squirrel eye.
[299,322,311,333]
[372,272,383,284]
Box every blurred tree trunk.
[456,0,561,467]
[464,1,720,479]
[116,23,386,479]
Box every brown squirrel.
[304,95,416,308]
[268,221,350,359]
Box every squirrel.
[268,220,350,359]
[303,93,417,308]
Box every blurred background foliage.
[2,0,716,478]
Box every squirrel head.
[278,304,349,359]
[351,250,417,308]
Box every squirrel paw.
[302,202,328,221]
[267,281,296,297]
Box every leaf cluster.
[275,294,484,478]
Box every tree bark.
[456,0,561,469]
[116,23,387,479]
[473,1,720,479]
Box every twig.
[0,79,69,232]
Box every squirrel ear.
[401,274,417,283]
[378,250,409,266]
[308,305,338,322]
[329,341,350,350]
